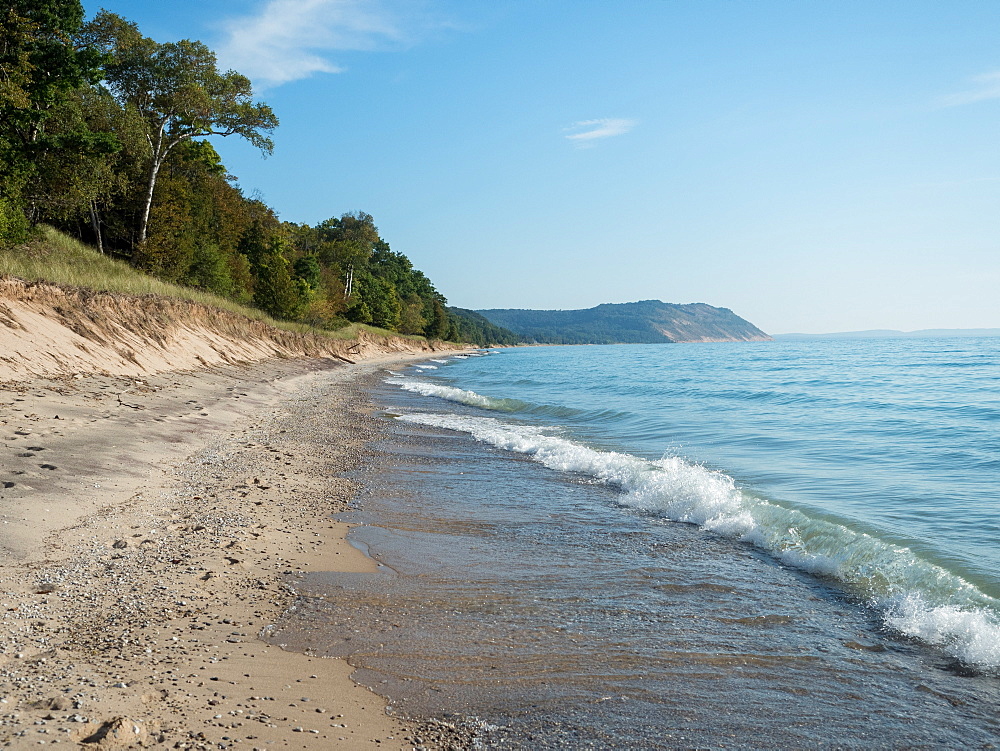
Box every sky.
[90,0,1000,334]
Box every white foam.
[431,359,450,364]
[420,364,438,370]
[387,378,510,410]
[394,411,1000,670]
[885,593,1000,667]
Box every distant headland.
[475,300,771,344]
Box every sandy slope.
[0,277,439,381]
[0,279,472,749]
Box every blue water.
[272,338,1000,747]
[391,338,1000,670]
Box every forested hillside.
[478,301,771,344]
[447,308,522,346]
[0,0,490,342]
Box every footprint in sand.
[39,464,57,470]
[2,481,15,488]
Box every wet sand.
[0,354,471,749]
[269,371,1000,749]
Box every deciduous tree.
[82,11,277,247]
[0,0,103,231]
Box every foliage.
[0,197,30,245]
[477,301,768,344]
[81,11,277,245]
[447,307,521,346]
[0,7,485,343]
[0,0,105,226]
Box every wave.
[394,411,1000,671]
[387,376,634,424]
[386,377,527,412]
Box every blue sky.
[93,0,1000,334]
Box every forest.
[0,0,516,346]
[477,301,771,344]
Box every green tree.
[364,276,401,331]
[82,11,278,247]
[314,212,378,299]
[27,86,122,233]
[425,299,451,339]
[238,221,303,321]
[399,293,427,335]
[0,0,103,231]
[292,254,321,291]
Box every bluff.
[477,300,771,344]
[0,277,446,381]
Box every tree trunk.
[137,124,180,247]
[89,201,104,254]
[137,155,162,246]
[344,264,354,298]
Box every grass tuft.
[0,227,425,342]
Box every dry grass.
[0,227,423,342]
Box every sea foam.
[394,408,1000,670]
[386,377,524,412]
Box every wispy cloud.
[216,0,413,89]
[564,118,637,147]
[939,71,1000,107]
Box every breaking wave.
[393,409,1000,670]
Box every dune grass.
[0,226,421,342]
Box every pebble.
[0,363,474,749]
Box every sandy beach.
[0,352,474,749]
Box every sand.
[0,354,474,749]
[0,277,441,382]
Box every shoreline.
[0,353,469,748]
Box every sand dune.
[0,279,471,749]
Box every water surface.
[272,339,1000,747]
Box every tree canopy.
[81,11,277,246]
[0,6,520,346]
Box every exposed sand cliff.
[0,277,442,381]
[0,278,471,749]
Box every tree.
[425,299,451,340]
[0,0,104,230]
[292,254,321,291]
[364,276,402,331]
[82,11,278,247]
[0,0,100,148]
[238,221,303,321]
[27,86,122,235]
[314,212,379,298]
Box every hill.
[447,308,521,346]
[477,300,770,344]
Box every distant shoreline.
[774,328,1000,340]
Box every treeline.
[447,308,522,346]
[0,0,519,344]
